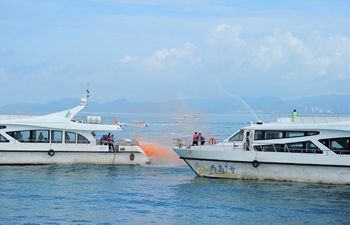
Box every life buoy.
[209,137,217,145]
[48,149,55,156]
[130,153,135,161]
[136,140,140,147]
[252,160,259,168]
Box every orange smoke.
[139,142,185,165]
[141,143,170,159]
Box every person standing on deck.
[292,109,298,122]
[192,132,198,146]
[197,133,202,144]
[199,133,206,145]
[108,134,115,151]
[246,132,250,150]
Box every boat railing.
[96,138,139,147]
[172,138,350,156]
[271,115,350,124]
[172,138,221,148]
[249,142,350,155]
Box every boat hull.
[0,150,150,165]
[173,147,350,185]
[182,158,350,184]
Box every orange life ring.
[136,140,140,146]
[209,137,217,145]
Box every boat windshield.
[228,130,244,142]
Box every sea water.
[0,113,349,225]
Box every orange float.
[209,137,217,145]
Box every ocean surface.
[1,113,349,225]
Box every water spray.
[216,80,259,121]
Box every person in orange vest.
[192,132,198,146]
[108,134,115,151]
[199,133,206,145]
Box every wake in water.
[216,80,259,121]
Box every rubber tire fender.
[48,149,55,156]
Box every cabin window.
[305,142,322,154]
[262,145,275,152]
[307,131,319,135]
[51,130,62,143]
[77,134,90,144]
[254,131,263,140]
[228,130,244,142]
[7,131,28,142]
[0,126,6,129]
[320,138,350,155]
[287,142,304,153]
[265,131,283,139]
[254,141,322,154]
[274,144,285,152]
[254,144,285,152]
[6,130,50,143]
[0,134,9,143]
[286,131,305,138]
[286,141,322,153]
[65,132,76,144]
[254,130,320,140]
[35,130,49,142]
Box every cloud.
[119,55,138,64]
[114,23,348,101]
[119,42,201,70]
[200,25,349,84]
[206,24,245,48]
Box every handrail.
[171,138,350,156]
[274,115,350,124]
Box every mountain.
[0,94,348,115]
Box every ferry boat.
[0,92,151,165]
[172,116,350,184]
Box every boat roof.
[244,116,350,131]
[0,103,122,132]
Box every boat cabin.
[226,128,350,155]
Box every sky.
[0,0,349,106]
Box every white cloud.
[206,24,245,48]
[0,0,348,106]
[119,55,138,64]
[153,43,196,60]
[119,42,201,70]
[114,23,348,101]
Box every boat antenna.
[86,82,90,100]
[216,79,259,121]
[80,82,89,106]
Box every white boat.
[174,118,182,123]
[172,116,350,184]
[118,120,148,128]
[0,94,151,165]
